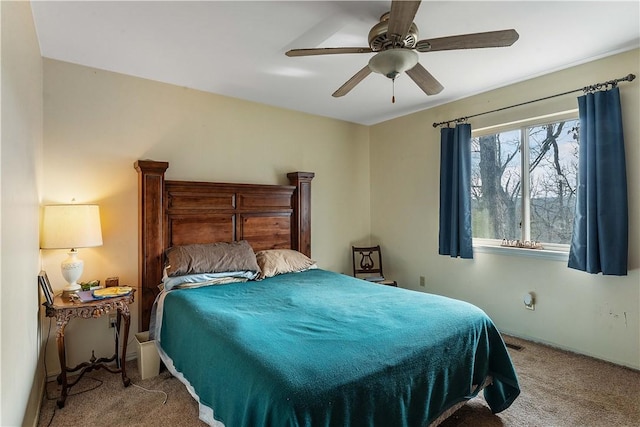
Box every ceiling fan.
[285,0,519,101]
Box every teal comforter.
[159,269,519,426]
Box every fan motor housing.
[368,13,419,51]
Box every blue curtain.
[439,124,473,258]
[568,87,628,275]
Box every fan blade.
[416,29,519,52]
[406,63,444,95]
[286,47,373,57]
[387,0,422,44]
[332,66,372,98]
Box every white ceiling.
[31,1,640,125]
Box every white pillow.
[255,249,316,279]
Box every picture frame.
[38,270,54,305]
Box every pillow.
[255,249,316,279]
[164,240,261,278]
[163,270,257,291]
[174,276,249,290]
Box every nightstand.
[45,290,135,408]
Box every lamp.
[368,48,418,79]
[40,204,103,297]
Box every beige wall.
[370,49,640,369]
[41,59,371,371]
[1,1,44,425]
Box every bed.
[135,160,520,427]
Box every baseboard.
[24,337,47,427]
[501,330,640,371]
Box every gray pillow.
[165,240,260,278]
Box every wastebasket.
[135,331,160,380]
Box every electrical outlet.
[108,314,117,328]
[419,276,426,287]
[523,292,535,311]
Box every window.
[471,114,580,251]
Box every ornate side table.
[45,290,135,408]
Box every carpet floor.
[38,335,640,426]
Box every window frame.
[470,110,579,261]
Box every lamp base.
[61,249,84,299]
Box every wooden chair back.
[352,245,397,286]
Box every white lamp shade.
[41,204,103,249]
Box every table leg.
[115,311,121,369]
[55,323,68,408]
[119,308,131,387]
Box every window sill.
[473,243,569,261]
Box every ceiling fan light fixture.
[368,49,419,79]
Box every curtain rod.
[432,73,636,128]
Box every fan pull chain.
[392,77,396,104]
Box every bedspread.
[157,269,519,426]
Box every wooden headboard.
[134,160,314,331]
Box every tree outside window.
[471,118,580,246]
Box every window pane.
[471,130,522,240]
[527,120,579,244]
